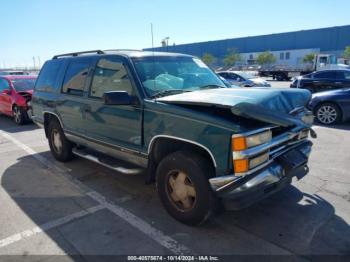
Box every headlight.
[232,130,272,151]
[232,130,272,175]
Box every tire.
[276,74,285,81]
[13,105,28,125]
[315,102,342,125]
[156,151,216,226]
[47,119,74,162]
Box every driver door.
[83,56,143,152]
[0,78,12,115]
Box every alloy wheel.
[317,105,338,124]
[13,107,21,124]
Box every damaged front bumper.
[209,140,312,210]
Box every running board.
[72,148,143,175]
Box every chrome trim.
[65,130,147,157]
[211,140,312,192]
[72,148,143,175]
[65,132,148,168]
[148,135,217,167]
[232,128,302,160]
[231,127,273,138]
[42,111,65,129]
[234,159,274,177]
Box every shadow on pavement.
[1,152,349,258]
[220,185,350,256]
[0,115,38,133]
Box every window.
[286,52,290,60]
[90,57,133,98]
[280,53,284,60]
[62,59,92,96]
[0,78,10,91]
[336,71,350,80]
[313,71,337,79]
[249,54,254,60]
[35,60,62,92]
[229,73,243,81]
[132,56,224,97]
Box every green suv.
[31,50,314,225]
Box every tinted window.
[0,78,10,91]
[35,60,62,92]
[218,72,228,78]
[286,52,290,60]
[313,71,336,79]
[90,57,134,98]
[336,71,350,80]
[62,59,93,96]
[12,78,36,91]
[344,71,350,80]
[228,73,239,80]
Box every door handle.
[335,82,342,84]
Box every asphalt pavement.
[0,109,349,261]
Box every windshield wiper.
[151,89,190,99]
[199,85,225,90]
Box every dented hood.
[157,88,312,127]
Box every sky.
[1,0,350,68]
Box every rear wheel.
[47,119,74,162]
[13,105,28,125]
[315,103,342,125]
[156,151,216,226]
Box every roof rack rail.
[103,49,142,52]
[52,50,105,59]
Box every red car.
[0,75,37,125]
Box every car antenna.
[151,23,156,93]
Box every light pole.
[161,37,170,51]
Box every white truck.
[258,54,349,81]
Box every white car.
[217,71,271,87]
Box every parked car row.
[291,69,350,125]
[290,69,350,92]
[217,71,271,87]
[0,75,37,124]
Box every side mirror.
[103,91,132,105]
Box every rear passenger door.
[312,71,338,92]
[56,57,95,135]
[83,56,142,151]
[335,71,350,88]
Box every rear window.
[35,60,63,92]
[12,79,36,91]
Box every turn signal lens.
[232,136,247,151]
[234,159,249,174]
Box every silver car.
[217,71,271,87]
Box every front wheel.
[315,103,342,125]
[156,151,216,226]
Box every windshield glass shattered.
[132,56,226,98]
